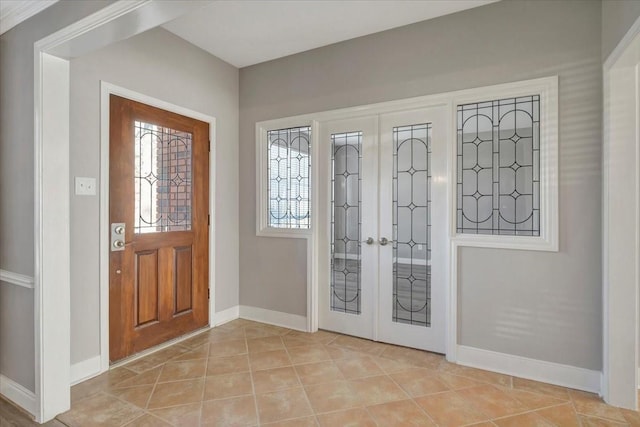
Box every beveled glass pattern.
[134,121,192,234]
[393,124,431,327]
[267,126,311,229]
[331,131,362,314]
[456,95,540,235]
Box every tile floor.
[2,319,639,426]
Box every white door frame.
[33,1,206,421]
[98,82,217,372]
[602,16,640,410]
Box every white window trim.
[256,117,318,238]
[450,76,559,252]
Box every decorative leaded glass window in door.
[392,123,431,327]
[134,121,192,233]
[331,131,362,314]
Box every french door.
[318,107,447,353]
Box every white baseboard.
[70,355,102,386]
[0,374,36,417]
[214,305,240,326]
[239,305,307,332]
[457,345,601,394]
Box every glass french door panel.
[392,124,431,327]
[331,131,363,314]
[378,107,446,353]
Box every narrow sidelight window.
[267,126,311,229]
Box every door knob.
[379,237,389,246]
[363,237,374,245]
[113,240,125,249]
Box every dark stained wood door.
[109,95,209,362]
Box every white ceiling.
[162,0,498,68]
[0,1,496,66]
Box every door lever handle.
[378,237,389,246]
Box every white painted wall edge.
[239,305,307,332]
[0,374,36,418]
[457,345,601,394]
[0,270,34,289]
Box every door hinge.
[208,288,210,299]
[208,214,210,226]
[208,140,211,152]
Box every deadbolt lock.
[110,222,126,252]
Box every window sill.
[256,227,312,239]
[452,233,558,252]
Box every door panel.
[319,117,378,339]
[175,246,193,314]
[135,250,159,326]
[109,95,209,362]
[378,108,447,352]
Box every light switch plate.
[75,177,96,196]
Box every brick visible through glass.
[134,121,192,233]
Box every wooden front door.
[109,95,209,362]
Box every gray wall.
[0,0,113,393]
[602,0,640,60]
[70,27,239,364]
[239,0,603,370]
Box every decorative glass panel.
[134,121,192,233]
[267,126,311,228]
[456,95,540,236]
[331,132,362,314]
[393,124,431,327]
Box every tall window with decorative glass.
[267,126,311,229]
[456,95,540,236]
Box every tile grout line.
[142,358,166,420]
[378,359,441,426]
[245,326,263,426]
[280,334,318,426]
[197,339,212,427]
[487,401,578,424]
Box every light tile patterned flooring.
[3,319,639,426]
